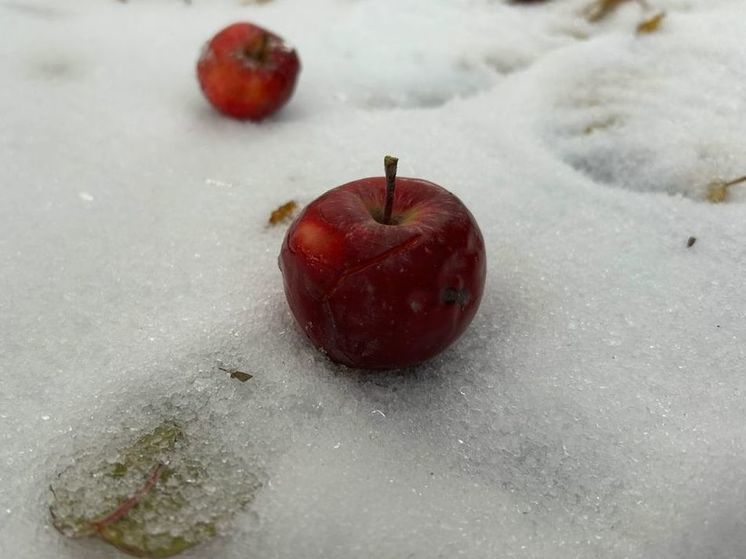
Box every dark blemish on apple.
[442,287,470,307]
[230,371,252,382]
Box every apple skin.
[197,22,300,121]
[279,177,486,370]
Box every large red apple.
[197,22,300,121]
[279,157,486,370]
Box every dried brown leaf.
[706,182,729,203]
[268,200,298,225]
[218,366,253,382]
[637,11,665,34]
[706,176,746,203]
[49,422,259,558]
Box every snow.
[1,0,745,557]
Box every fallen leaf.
[218,366,253,382]
[268,200,298,225]
[706,176,746,203]
[50,421,260,558]
[706,181,728,203]
[637,11,665,34]
[50,423,183,540]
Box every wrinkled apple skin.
[197,22,300,121]
[279,177,486,370]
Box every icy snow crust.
[1,0,745,557]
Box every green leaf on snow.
[50,421,260,557]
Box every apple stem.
[382,155,399,225]
[245,31,270,63]
[257,31,270,59]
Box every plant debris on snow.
[49,422,260,558]
[268,200,298,225]
[706,176,746,203]
[636,11,665,34]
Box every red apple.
[196,22,300,121]
[279,157,486,370]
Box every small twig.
[722,175,746,188]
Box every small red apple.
[196,22,300,121]
[279,157,486,370]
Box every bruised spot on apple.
[279,157,486,370]
[291,221,336,260]
[442,287,471,307]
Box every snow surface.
[1,0,746,557]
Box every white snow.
[1,0,746,557]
